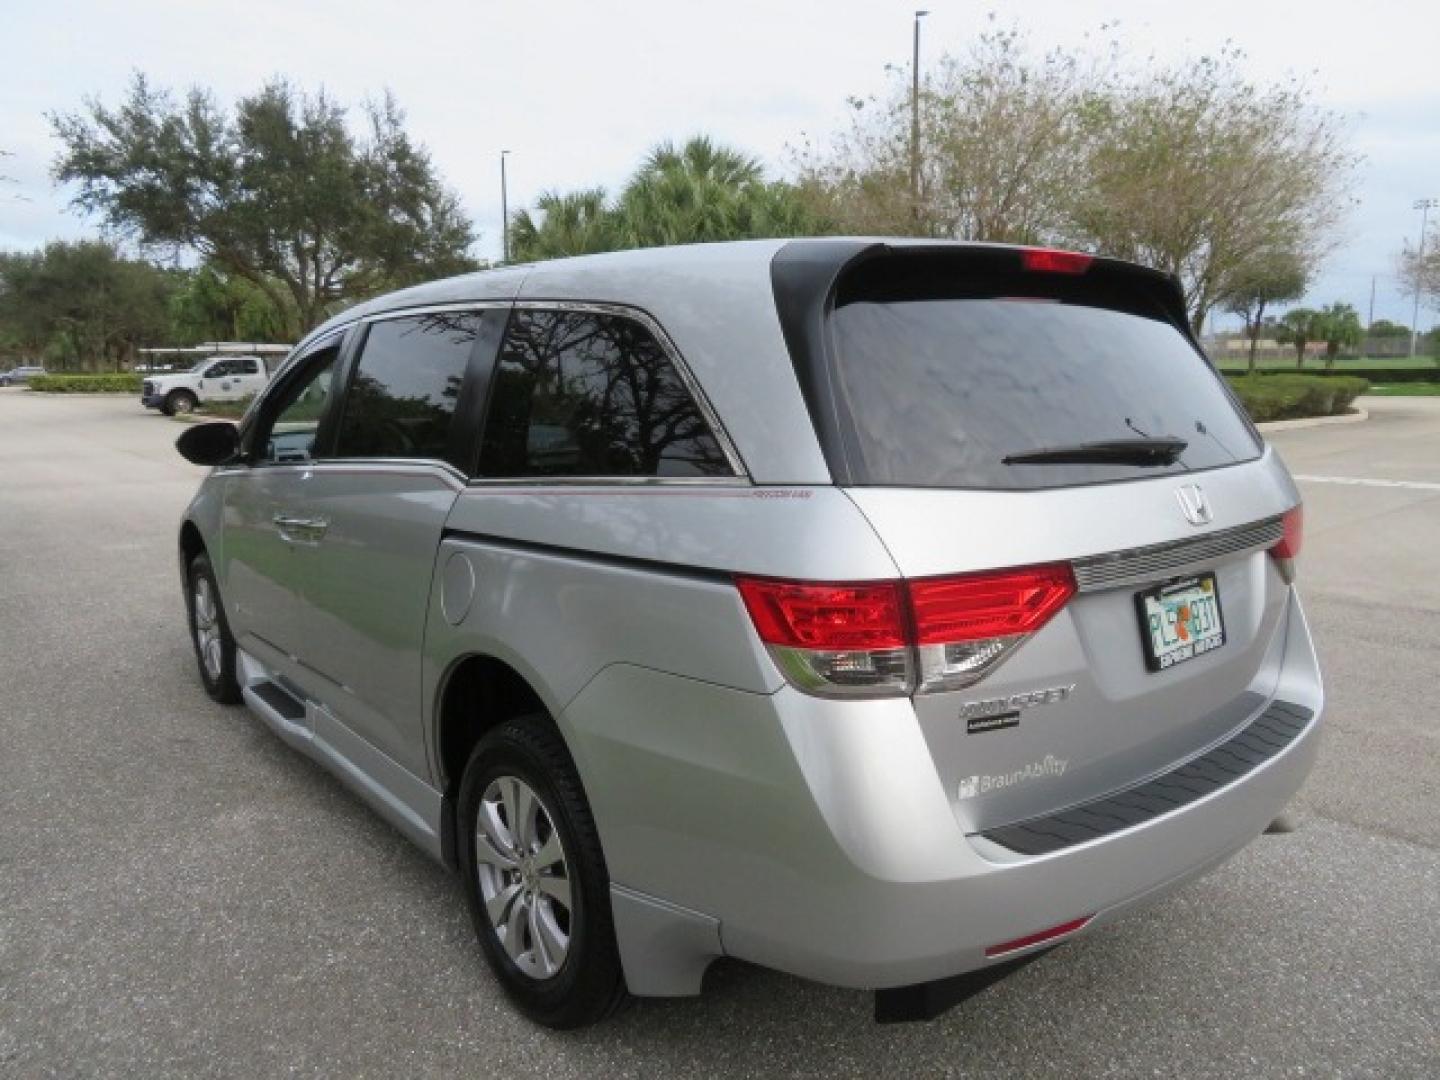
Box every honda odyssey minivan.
[174,239,1321,1028]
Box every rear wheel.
[186,553,241,704]
[165,389,197,416]
[457,717,625,1028]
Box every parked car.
[0,365,47,386]
[173,239,1321,1029]
[142,355,270,415]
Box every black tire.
[166,389,197,416]
[457,716,626,1028]
[186,552,242,704]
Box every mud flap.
[874,947,1057,1023]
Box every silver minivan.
[174,239,1321,1028]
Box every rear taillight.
[736,563,1076,698]
[735,578,913,697]
[1020,247,1093,274]
[911,565,1076,693]
[1269,505,1303,582]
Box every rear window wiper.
[1002,436,1188,467]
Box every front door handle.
[273,513,330,544]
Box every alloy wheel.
[475,775,573,980]
[192,576,223,680]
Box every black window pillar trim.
[452,306,512,478]
[769,239,877,487]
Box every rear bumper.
[566,589,1322,994]
[753,699,1319,989]
[141,394,164,408]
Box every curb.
[1256,408,1369,432]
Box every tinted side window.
[478,309,730,478]
[334,312,481,461]
[239,357,259,375]
[256,347,339,464]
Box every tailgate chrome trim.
[1071,516,1284,592]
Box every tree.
[1074,47,1354,331]
[51,75,478,340]
[509,190,620,262]
[1367,319,1409,338]
[794,25,1102,242]
[1218,251,1309,372]
[1398,238,1440,316]
[0,241,175,370]
[800,35,1355,333]
[169,263,296,344]
[1313,302,1362,368]
[508,136,827,262]
[1277,307,1320,368]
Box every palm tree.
[508,189,618,262]
[1278,307,1319,368]
[637,137,763,187]
[508,136,830,262]
[1314,302,1362,369]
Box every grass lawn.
[1364,383,1440,396]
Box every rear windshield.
[828,277,1261,490]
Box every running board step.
[978,700,1314,857]
[248,679,305,721]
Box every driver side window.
[255,348,339,464]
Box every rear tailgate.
[772,241,1303,831]
[847,458,1298,832]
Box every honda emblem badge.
[1175,484,1213,527]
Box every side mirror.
[176,421,241,466]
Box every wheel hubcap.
[192,577,222,680]
[475,776,573,980]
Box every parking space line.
[1293,474,1440,492]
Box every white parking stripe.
[1293,474,1440,492]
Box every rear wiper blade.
[1002,437,1188,467]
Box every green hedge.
[199,394,256,418]
[1226,374,1369,423]
[26,373,143,393]
[1223,366,1437,383]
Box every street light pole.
[910,10,929,224]
[500,150,512,264]
[1411,198,1438,358]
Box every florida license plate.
[1136,573,1225,672]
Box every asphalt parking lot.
[1,390,1436,1078]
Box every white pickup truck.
[141,355,273,415]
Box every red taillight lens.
[1272,505,1303,560]
[735,578,907,650]
[1020,247,1093,274]
[909,565,1077,644]
[736,564,1076,697]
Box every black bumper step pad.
[978,701,1314,857]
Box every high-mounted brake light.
[1020,247,1093,275]
[736,564,1076,698]
[1269,505,1303,582]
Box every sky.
[3,0,1438,332]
